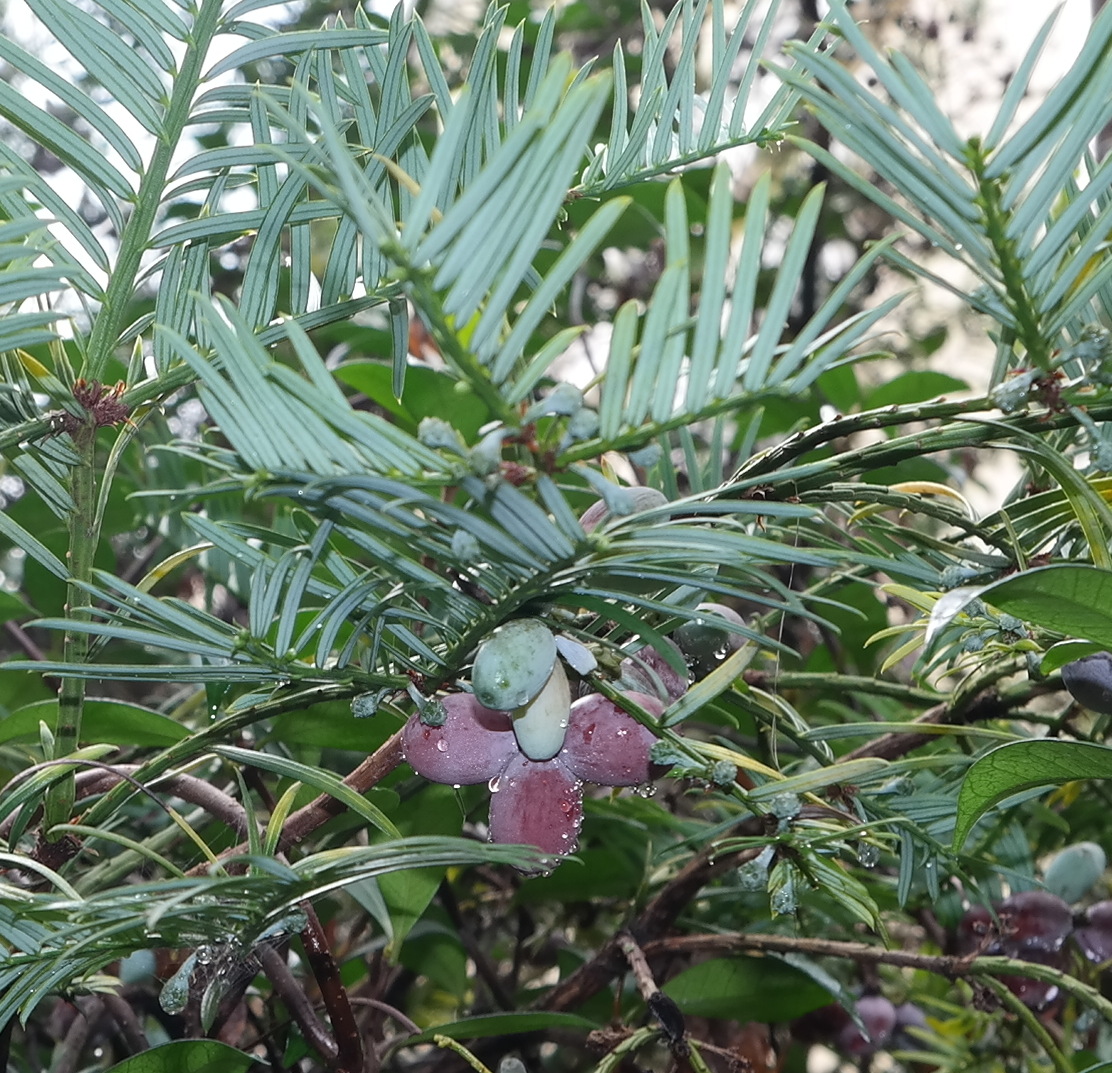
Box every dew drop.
[488,775,502,793]
[435,739,448,753]
[857,842,880,868]
[634,782,656,798]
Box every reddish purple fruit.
[561,692,663,785]
[402,693,515,784]
[995,890,1072,954]
[619,639,689,703]
[836,995,897,1056]
[487,753,583,857]
[1061,652,1112,714]
[957,903,1000,955]
[1073,900,1112,963]
[892,1002,929,1047]
[998,946,1066,1011]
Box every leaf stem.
[979,975,1073,1073]
[45,424,96,835]
[965,138,1049,371]
[84,0,224,381]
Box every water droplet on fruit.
[436,740,448,753]
[488,775,501,793]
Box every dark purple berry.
[488,754,582,857]
[995,890,1072,954]
[998,947,1067,1011]
[835,995,897,1055]
[619,638,688,703]
[1061,653,1112,714]
[957,904,1001,955]
[402,693,515,784]
[1073,899,1112,963]
[560,692,662,785]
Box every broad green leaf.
[377,784,462,956]
[662,956,832,1021]
[953,740,1112,849]
[974,564,1112,647]
[862,372,968,409]
[104,1039,254,1072]
[1,700,189,747]
[1041,639,1106,675]
[335,362,490,442]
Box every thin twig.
[53,997,102,1073]
[637,933,1112,1023]
[101,992,149,1055]
[349,996,420,1036]
[255,941,340,1065]
[182,731,405,880]
[538,823,764,1012]
[299,901,365,1073]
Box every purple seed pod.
[836,995,897,1056]
[998,946,1067,1011]
[1061,652,1112,714]
[995,890,1073,954]
[560,692,663,785]
[402,693,515,784]
[1074,899,1112,963]
[956,903,1001,956]
[488,753,583,858]
[619,638,689,703]
[579,487,669,533]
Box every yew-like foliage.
[2,1,1112,1071]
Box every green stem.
[406,272,519,427]
[44,425,97,835]
[430,1036,494,1073]
[965,139,1049,371]
[979,975,1073,1073]
[84,0,224,382]
[44,0,226,834]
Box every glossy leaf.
[663,956,832,1022]
[973,564,1112,648]
[0,700,189,747]
[954,740,1112,849]
[103,1040,254,1073]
